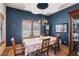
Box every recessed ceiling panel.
[5,3,75,16]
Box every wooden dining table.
[22,36,57,56]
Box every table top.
[23,36,56,46]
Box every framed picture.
[56,24,67,32]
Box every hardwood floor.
[1,44,69,56]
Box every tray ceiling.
[5,3,76,16]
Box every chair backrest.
[11,37,16,55]
[42,38,50,50]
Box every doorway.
[69,9,79,55]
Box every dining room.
[0,3,79,56]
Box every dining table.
[22,36,57,56]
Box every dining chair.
[52,36,60,54]
[36,38,50,56]
[11,37,25,56]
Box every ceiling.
[5,3,76,16]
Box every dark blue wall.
[6,4,79,46]
[48,4,79,45]
[6,7,47,46]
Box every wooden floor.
[2,44,69,56]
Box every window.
[22,20,32,38]
[33,21,40,36]
[22,20,41,38]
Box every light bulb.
[11,37,14,41]
[38,20,41,23]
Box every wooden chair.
[52,36,60,54]
[11,37,25,56]
[36,38,50,56]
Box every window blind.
[33,21,40,36]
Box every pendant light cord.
[42,9,44,24]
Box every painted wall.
[0,3,6,43]
[48,4,79,45]
[0,3,6,55]
[6,4,79,46]
[6,7,47,46]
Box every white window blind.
[33,21,40,36]
[22,20,32,38]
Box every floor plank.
[2,44,69,56]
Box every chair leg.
[36,51,37,56]
[58,44,60,51]
[54,46,56,54]
[41,52,42,56]
[47,51,49,56]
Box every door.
[69,9,79,55]
[72,15,79,55]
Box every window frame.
[22,20,41,38]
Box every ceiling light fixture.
[37,3,49,26]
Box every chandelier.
[37,3,49,26]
